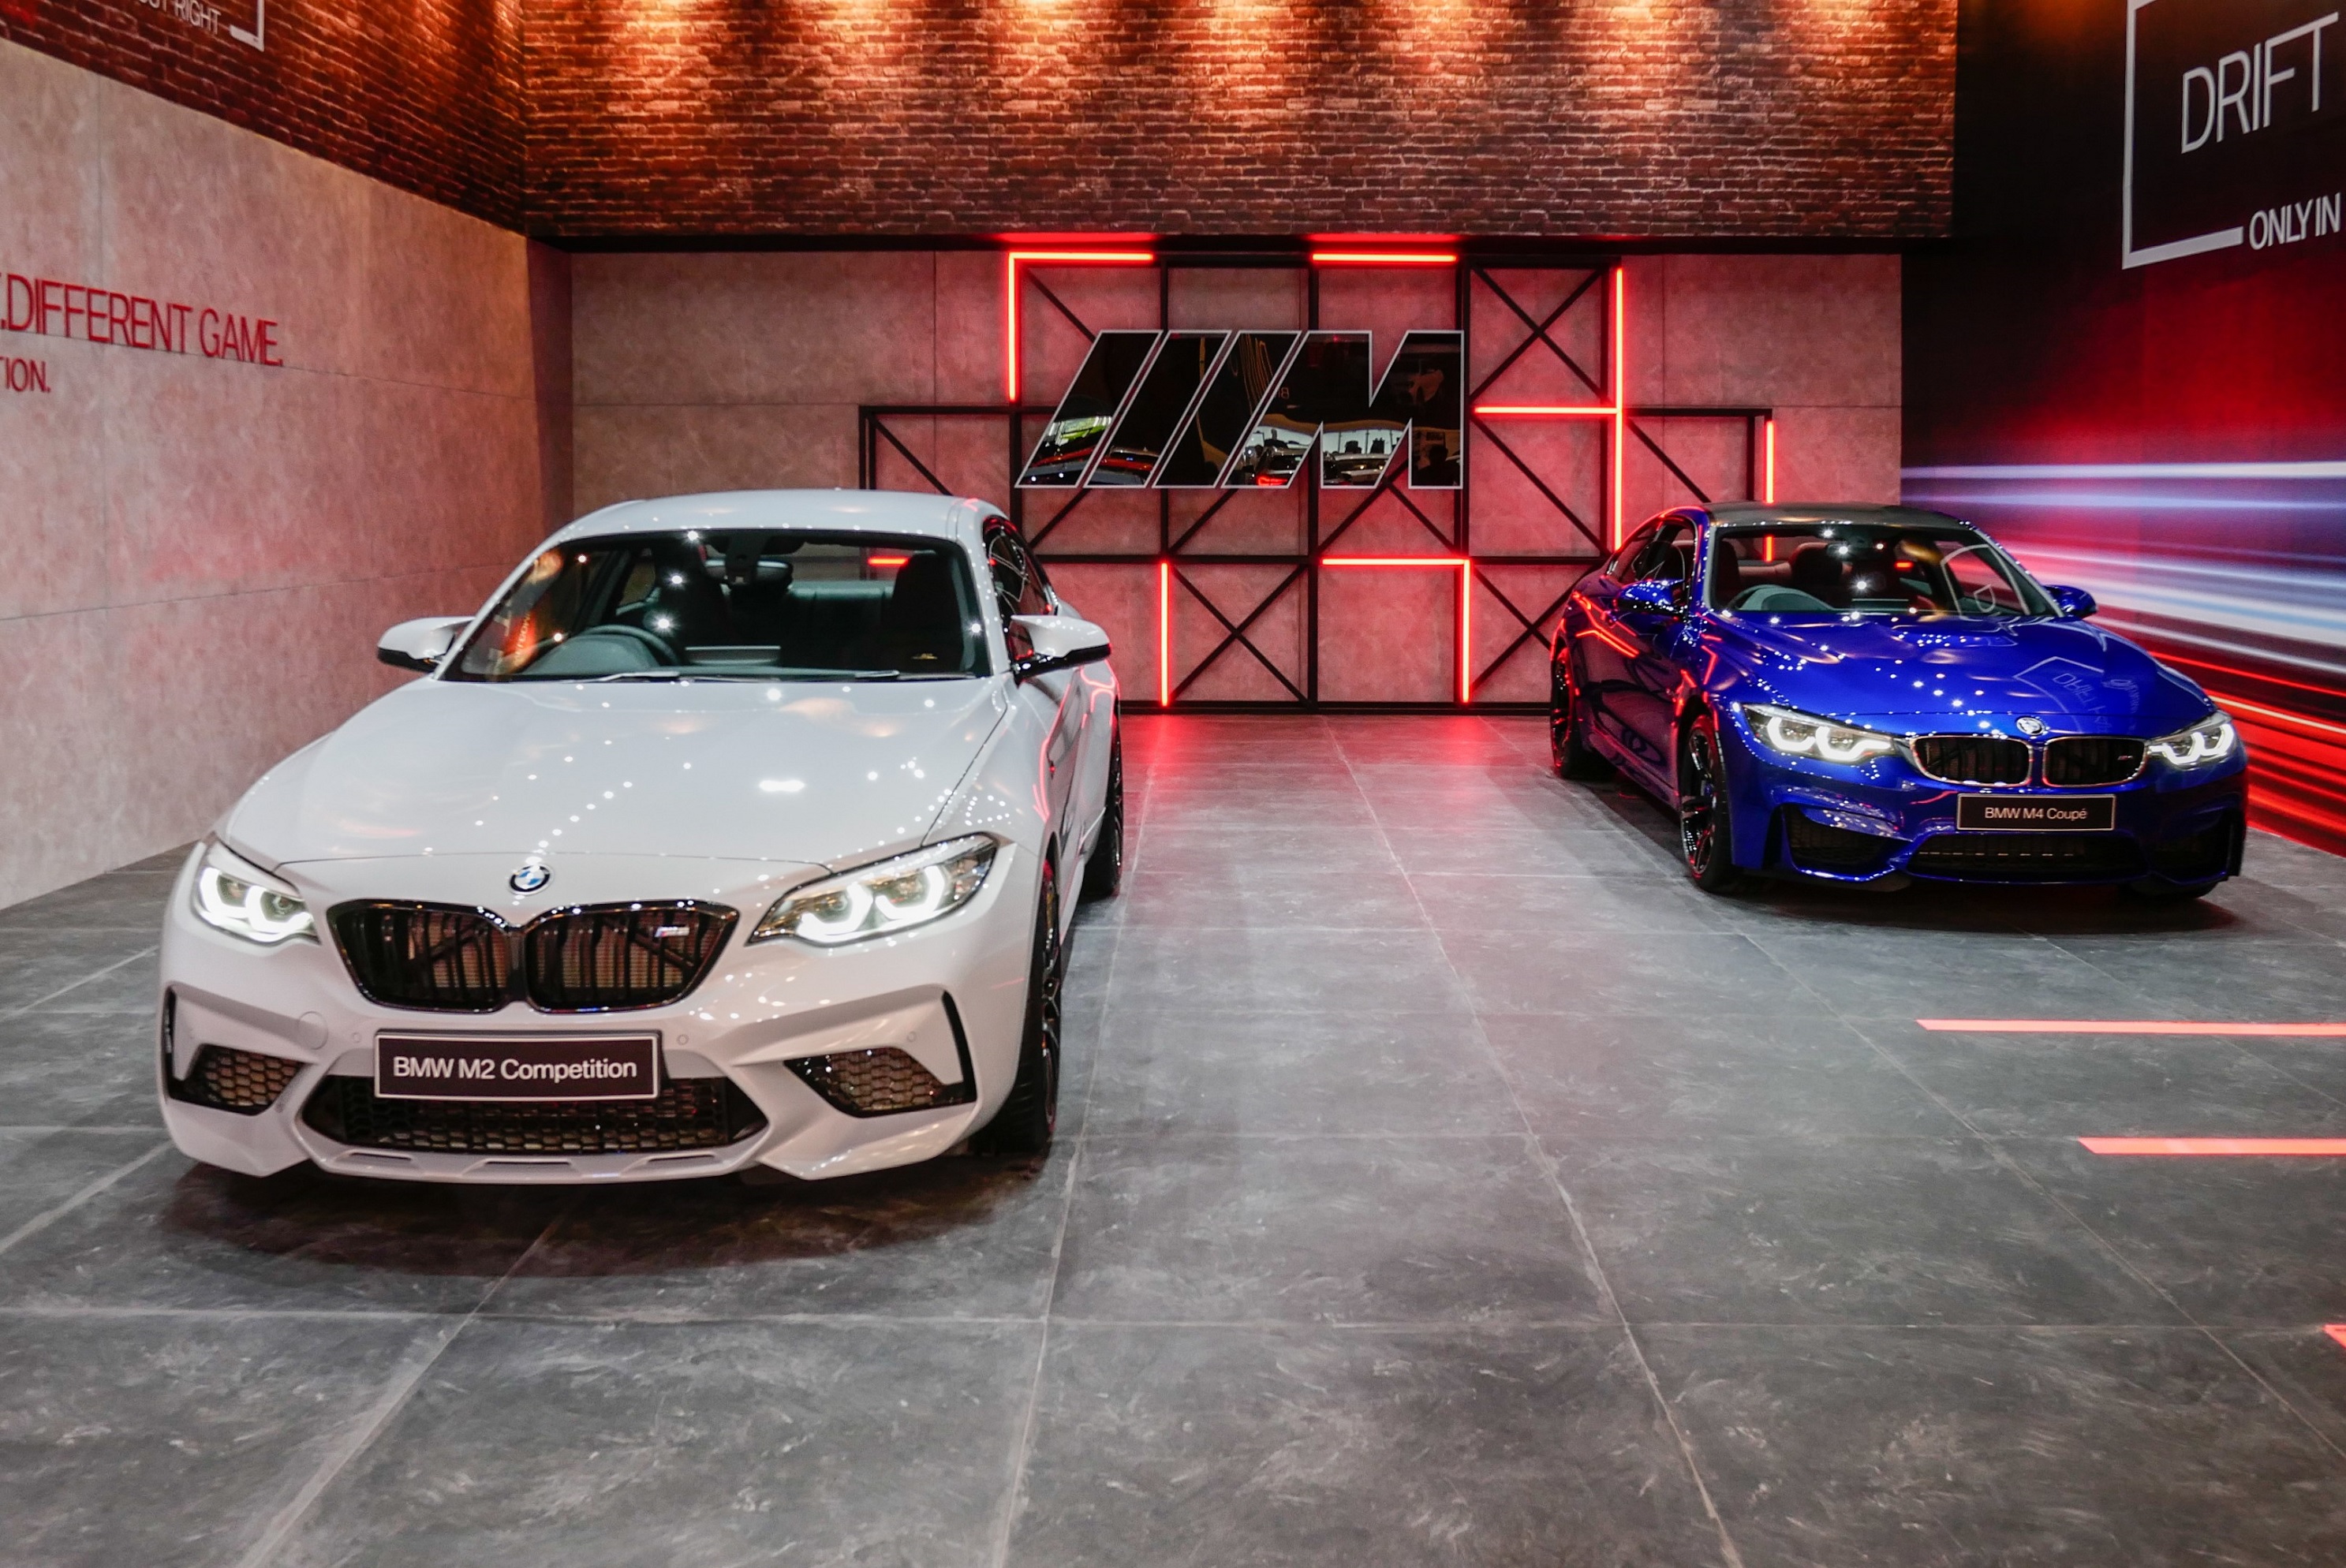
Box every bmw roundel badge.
[2016,716,2047,737]
[509,861,551,894]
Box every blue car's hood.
[1705,614,2213,733]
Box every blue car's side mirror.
[2045,584,2098,619]
[1616,579,1682,616]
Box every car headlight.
[1741,704,1899,764]
[2146,711,2238,770]
[750,835,999,946]
[190,842,315,945]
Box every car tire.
[971,861,1063,1156]
[1549,659,1608,780]
[1079,733,1123,902]
[1677,710,1743,894]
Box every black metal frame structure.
[858,249,1773,711]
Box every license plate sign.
[375,1034,660,1102]
[1956,795,2116,832]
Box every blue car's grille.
[1911,735,2031,786]
[2044,736,2146,786]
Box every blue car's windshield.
[1707,524,2053,619]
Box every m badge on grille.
[509,861,551,894]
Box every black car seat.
[1788,543,1847,608]
[1707,542,1743,607]
[876,553,966,671]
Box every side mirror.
[377,616,471,673]
[2045,584,2098,619]
[1010,614,1111,681]
[1616,579,1682,617]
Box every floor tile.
[1385,826,1680,878]
[271,1318,1040,1568]
[0,864,179,931]
[1996,1137,2346,1325]
[1110,928,1470,1014]
[1409,872,1733,933]
[1055,1134,1607,1325]
[1485,1014,1964,1140]
[1548,1134,2181,1327]
[0,1312,454,1568]
[0,1155,569,1315]
[487,1149,1074,1321]
[2214,1327,2346,1455]
[0,1129,169,1237]
[1010,1324,1729,1568]
[1082,1009,1517,1138]
[1641,1324,2346,1566]
[1858,1019,2346,1137]
[2055,936,2346,1021]
[30,946,160,1014]
[0,1010,165,1129]
[1116,866,1427,930]
[1746,929,2145,1021]
[1437,930,1799,1016]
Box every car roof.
[548,490,1000,548]
[1698,502,1973,530]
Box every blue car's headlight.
[2146,711,2237,771]
[1741,704,1899,765]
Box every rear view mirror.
[377,616,471,673]
[1010,614,1112,681]
[2045,584,2098,619]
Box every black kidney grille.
[302,1075,764,1155]
[523,903,736,1012]
[1911,735,2032,786]
[331,903,510,1011]
[2044,736,2147,786]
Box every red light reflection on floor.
[2079,1137,2346,1155]
[1918,1019,2346,1036]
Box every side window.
[1605,525,1657,581]
[1628,521,1694,584]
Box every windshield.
[1706,524,2053,619]
[447,531,987,682]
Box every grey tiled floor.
[4,715,2345,1566]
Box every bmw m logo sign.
[1019,330,1463,491]
[509,861,551,894]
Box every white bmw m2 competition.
[158,491,1121,1183]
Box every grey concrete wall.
[0,39,563,907]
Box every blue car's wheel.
[1549,659,1608,780]
[1678,711,1743,893]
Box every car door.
[1574,523,1653,759]
[1577,517,1693,782]
[984,521,1086,861]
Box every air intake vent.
[2044,736,2146,786]
[302,1075,765,1154]
[524,904,736,1012]
[168,1045,302,1114]
[331,903,510,1011]
[790,1048,975,1118]
[1908,831,2145,882]
[1911,735,2032,786]
[1783,810,1896,872]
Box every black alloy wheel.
[1677,710,1743,893]
[1549,659,1608,780]
[972,861,1063,1155]
[1080,731,1124,901]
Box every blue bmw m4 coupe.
[1550,504,2248,897]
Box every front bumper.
[155,846,1039,1183]
[1717,714,2248,887]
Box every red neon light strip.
[2081,1137,2346,1155]
[1919,1019,2346,1036]
[1472,405,1614,416]
[1309,251,1459,266]
[2225,696,2346,741]
[1003,248,1156,402]
[2326,1325,2346,1351]
[2150,650,2346,704]
[1322,558,1474,705]
[1609,266,1627,551]
[1762,416,1777,505]
[1156,559,1171,708]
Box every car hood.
[1705,614,2213,731]
[227,678,1008,872]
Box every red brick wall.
[0,0,521,227]
[525,1,1955,241]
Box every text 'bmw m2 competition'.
[1551,504,2247,896]
[159,491,1122,1183]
